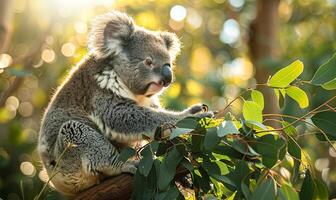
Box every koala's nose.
[161,64,172,87]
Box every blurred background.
[0,0,335,199]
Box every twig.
[34,143,72,200]
[256,95,336,134]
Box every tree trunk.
[248,0,280,117]
[0,0,12,53]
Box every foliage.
[1,0,336,199]
[125,57,336,199]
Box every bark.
[74,174,134,200]
[74,168,189,200]
[248,0,280,117]
[0,0,12,53]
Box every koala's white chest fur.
[91,69,159,144]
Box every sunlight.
[170,5,187,21]
[220,19,240,44]
[54,0,112,8]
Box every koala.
[37,11,213,196]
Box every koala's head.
[88,11,181,97]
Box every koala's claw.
[188,103,209,114]
[121,160,139,174]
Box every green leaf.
[288,137,301,160]
[291,160,300,184]
[204,127,221,151]
[225,161,250,192]
[243,101,263,123]
[194,168,212,192]
[251,90,264,109]
[274,89,285,109]
[157,147,182,191]
[253,135,286,168]
[282,121,297,136]
[138,141,158,177]
[311,111,336,141]
[230,140,259,156]
[321,78,336,90]
[268,60,304,88]
[245,120,268,131]
[170,127,194,139]
[176,117,200,129]
[285,86,309,108]
[217,121,240,137]
[299,171,314,200]
[279,183,299,200]
[311,53,336,85]
[313,179,329,200]
[118,147,136,162]
[250,178,276,200]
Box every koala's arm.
[92,98,211,142]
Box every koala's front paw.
[194,111,214,119]
[121,160,139,174]
[187,103,209,114]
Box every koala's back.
[38,56,101,172]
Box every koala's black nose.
[161,64,172,87]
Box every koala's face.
[89,11,181,97]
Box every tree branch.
[74,174,134,200]
[74,167,189,200]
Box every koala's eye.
[144,57,153,66]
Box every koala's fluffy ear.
[161,32,181,61]
[88,11,135,59]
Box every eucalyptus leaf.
[288,137,301,160]
[311,111,336,141]
[299,171,314,200]
[251,90,264,109]
[321,78,336,90]
[250,178,276,200]
[268,60,303,88]
[217,121,240,137]
[157,147,182,191]
[176,117,200,129]
[204,127,221,150]
[285,86,309,108]
[118,147,136,162]
[279,183,299,200]
[170,127,194,139]
[311,53,336,85]
[243,101,263,123]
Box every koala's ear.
[88,11,135,59]
[161,32,181,61]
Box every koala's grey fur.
[37,11,213,196]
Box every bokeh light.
[0,54,13,69]
[61,42,76,57]
[20,161,36,176]
[220,19,240,44]
[41,49,56,63]
[18,102,34,117]
[228,0,245,9]
[170,5,187,21]
[186,9,203,29]
[74,21,88,34]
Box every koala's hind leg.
[53,120,137,193]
